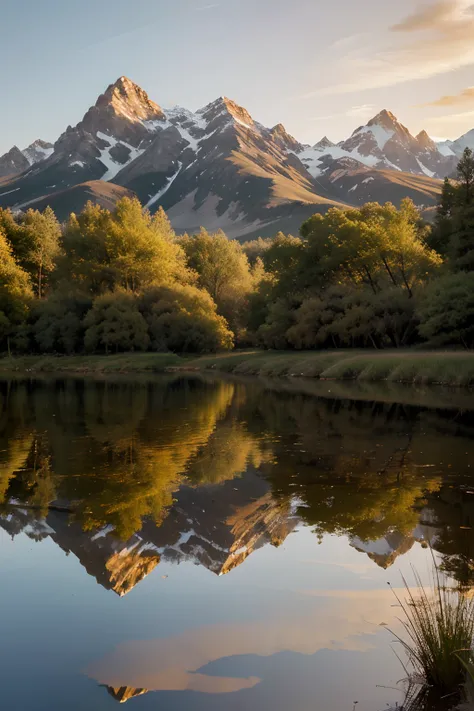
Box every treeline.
[247,148,474,350]
[1,149,474,355]
[0,201,250,354]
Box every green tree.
[0,227,33,353]
[33,292,92,354]
[21,207,61,298]
[241,237,273,265]
[449,148,474,272]
[429,178,457,255]
[418,272,474,349]
[456,147,474,206]
[83,291,150,353]
[140,283,234,353]
[60,198,191,295]
[180,229,253,338]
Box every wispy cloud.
[346,104,375,118]
[310,105,375,123]
[422,86,474,107]
[305,0,474,97]
[195,3,221,10]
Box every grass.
[189,350,474,387]
[389,563,474,696]
[0,353,182,374]
[2,349,474,387]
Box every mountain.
[18,180,136,220]
[296,110,457,179]
[0,139,53,178]
[438,128,474,158]
[0,77,463,236]
[0,146,29,178]
[314,158,443,210]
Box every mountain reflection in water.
[1,374,474,710]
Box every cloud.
[422,86,474,107]
[309,105,375,125]
[391,0,456,32]
[347,104,375,118]
[86,588,401,695]
[307,0,474,97]
[195,3,221,9]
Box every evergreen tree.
[450,148,474,272]
[456,147,474,206]
[429,177,457,256]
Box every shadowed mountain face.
[0,77,460,237]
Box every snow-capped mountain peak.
[98,76,165,125]
[416,130,437,153]
[22,139,54,166]
[314,136,335,149]
[197,96,255,131]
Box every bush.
[140,284,233,353]
[84,292,150,353]
[33,293,92,354]
[418,272,474,349]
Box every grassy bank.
[189,350,474,387]
[2,350,474,387]
[0,353,182,374]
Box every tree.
[300,202,441,296]
[0,227,33,352]
[33,292,92,354]
[418,272,474,349]
[83,291,150,353]
[180,229,253,339]
[60,198,192,295]
[241,237,273,265]
[262,232,306,296]
[20,207,61,298]
[456,147,474,206]
[286,286,349,350]
[140,283,233,353]
[430,178,457,255]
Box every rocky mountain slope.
[0,139,53,178]
[1,76,465,237]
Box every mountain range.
[1,76,472,239]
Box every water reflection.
[2,376,474,594]
[2,375,474,709]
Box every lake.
[1,374,474,711]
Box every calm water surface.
[1,375,474,711]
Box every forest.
[1,148,473,356]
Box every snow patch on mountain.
[357,124,394,150]
[416,158,436,178]
[146,162,182,207]
[22,140,54,166]
[96,131,145,181]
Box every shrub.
[33,293,92,354]
[84,292,150,353]
[418,272,474,349]
[140,284,233,353]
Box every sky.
[2,0,474,154]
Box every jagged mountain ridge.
[0,139,53,178]
[0,76,464,237]
[296,110,457,179]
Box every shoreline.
[1,350,474,388]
